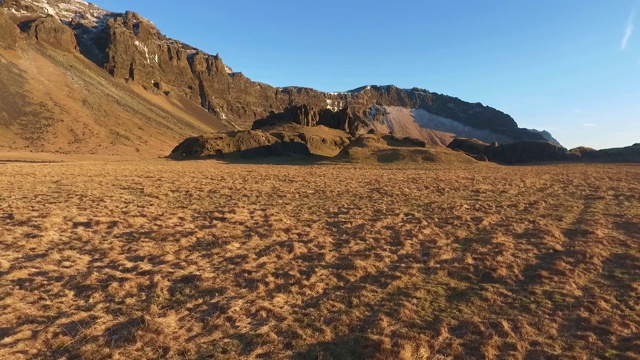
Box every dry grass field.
[0,159,639,359]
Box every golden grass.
[0,159,639,359]
[0,47,226,156]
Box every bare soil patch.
[0,160,639,359]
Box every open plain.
[0,159,639,359]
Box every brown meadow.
[0,159,639,359]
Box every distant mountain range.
[0,0,574,156]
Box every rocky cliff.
[1,0,556,154]
[26,15,77,50]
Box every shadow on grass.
[104,316,146,348]
[292,336,386,360]
[615,220,640,239]
[168,153,338,166]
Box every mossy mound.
[337,134,476,165]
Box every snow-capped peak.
[7,0,110,26]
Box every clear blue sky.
[92,1,639,149]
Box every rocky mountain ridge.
[2,0,556,154]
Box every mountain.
[1,0,557,156]
[0,3,230,156]
[250,86,550,147]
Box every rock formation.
[169,124,354,160]
[578,143,640,163]
[26,16,77,50]
[449,138,640,164]
[448,138,571,164]
[485,141,570,164]
[337,133,477,164]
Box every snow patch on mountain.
[8,0,109,25]
[8,7,28,16]
[134,40,156,64]
[324,98,346,112]
[346,85,373,94]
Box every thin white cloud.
[621,9,636,50]
[584,123,598,127]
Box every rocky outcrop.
[337,133,476,164]
[447,138,491,157]
[251,104,385,135]
[448,138,571,164]
[26,16,77,50]
[579,143,640,163]
[450,139,640,164]
[169,130,283,159]
[267,124,352,157]
[253,105,323,128]
[485,141,569,164]
[169,125,352,160]
[0,9,20,49]
[379,134,428,148]
[569,146,597,157]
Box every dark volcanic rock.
[569,146,597,157]
[251,104,381,136]
[486,141,569,164]
[26,16,78,50]
[381,134,428,148]
[170,130,280,159]
[169,130,317,159]
[449,138,571,164]
[447,138,490,157]
[253,105,322,128]
[169,124,354,160]
[0,9,19,49]
[579,143,640,163]
[336,133,477,164]
[451,138,640,164]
